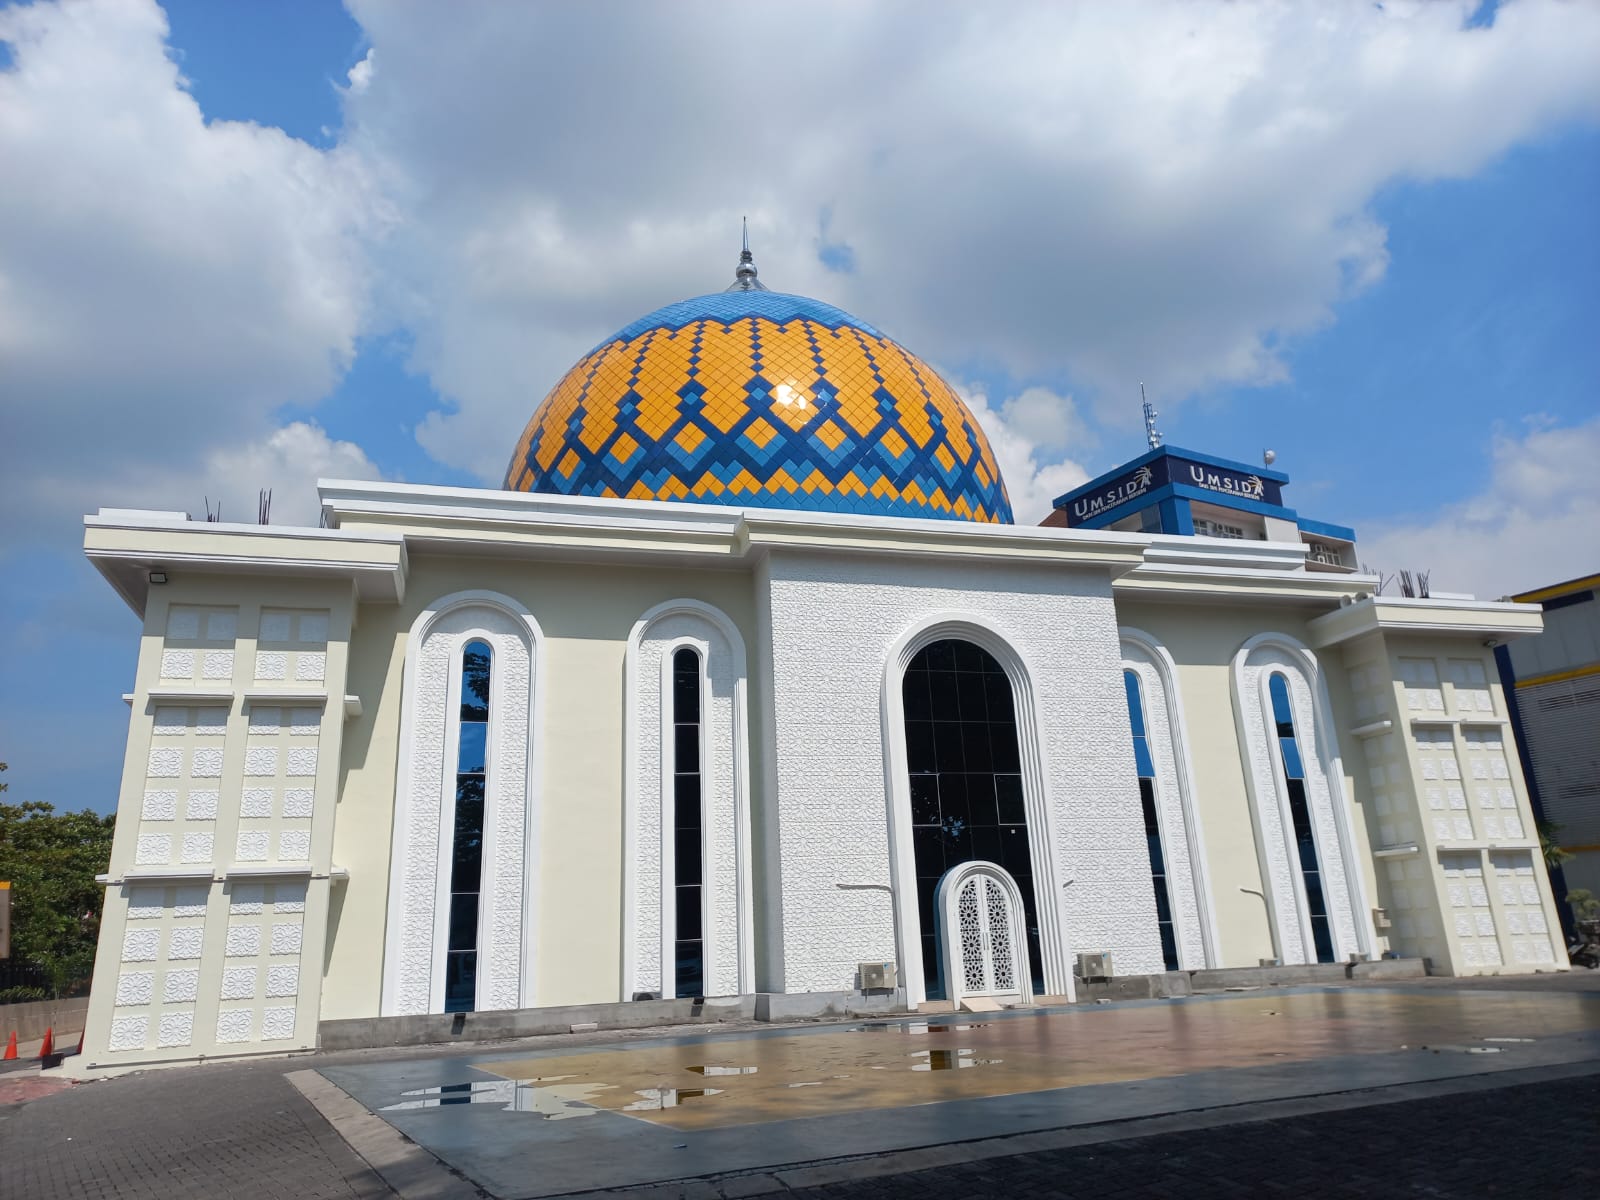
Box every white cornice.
[83,514,407,616]
[1307,595,1544,649]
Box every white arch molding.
[381,590,545,1016]
[880,612,1076,1008]
[1119,627,1221,969]
[935,861,1034,1005]
[623,599,754,1000]
[1231,632,1376,966]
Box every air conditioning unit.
[859,961,897,990]
[1076,952,1113,980]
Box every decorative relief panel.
[1414,728,1473,842]
[628,604,749,999]
[255,608,331,686]
[139,708,228,869]
[159,606,239,684]
[1442,852,1500,969]
[208,880,308,1047]
[1489,851,1556,966]
[1398,658,1444,713]
[236,704,320,866]
[387,598,537,1016]
[1449,659,1496,715]
[106,884,212,1055]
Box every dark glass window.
[445,640,492,1013]
[904,640,1042,998]
[1269,673,1334,964]
[673,648,705,998]
[1124,671,1178,971]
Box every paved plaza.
[2,977,1598,1199]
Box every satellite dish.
[1263,449,1276,466]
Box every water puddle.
[856,1020,992,1036]
[381,1077,612,1119]
[623,1087,725,1111]
[685,1065,758,1076]
[910,1049,1003,1071]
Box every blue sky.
[1,0,1597,814]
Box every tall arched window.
[1124,670,1178,971]
[445,640,491,1012]
[1269,673,1334,963]
[672,647,704,998]
[903,639,1042,999]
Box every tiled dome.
[503,246,1012,523]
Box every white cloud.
[73,420,384,528]
[346,48,374,95]
[336,0,1600,478]
[955,381,1091,525]
[1358,415,1600,600]
[0,0,385,551]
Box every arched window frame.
[623,600,753,1002]
[1231,633,1375,966]
[382,591,544,1017]
[880,613,1075,1009]
[1119,627,1220,969]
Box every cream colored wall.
[322,555,760,1020]
[83,574,353,1067]
[1112,601,1378,969]
[1367,633,1563,975]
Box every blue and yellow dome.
[504,250,1012,523]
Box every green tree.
[0,763,117,1000]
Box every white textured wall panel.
[759,552,1160,997]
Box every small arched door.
[936,862,1032,1005]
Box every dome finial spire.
[726,216,769,292]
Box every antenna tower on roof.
[1141,383,1162,450]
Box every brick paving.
[0,1058,388,1200]
[781,1073,1600,1199]
[2,977,1597,1200]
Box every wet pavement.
[316,984,1600,1198]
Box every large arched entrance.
[902,638,1045,1000]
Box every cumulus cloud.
[954,381,1091,524]
[0,0,384,551]
[182,421,386,527]
[1358,415,1600,600]
[338,0,1600,479]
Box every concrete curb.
[287,1068,484,1199]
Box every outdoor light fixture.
[148,570,168,584]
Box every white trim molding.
[381,590,545,1016]
[1119,628,1220,969]
[1231,632,1376,966]
[881,613,1075,1008]
[623,599,754,1000]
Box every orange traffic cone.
[2,1031,16,1060]
[38,1027,53,1058]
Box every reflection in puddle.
[686,1065,759,1076]
[910,1049,1002,1071]
[857,1021,993,1036]
[381,1076,612,1120]
[623,1087,725,1111]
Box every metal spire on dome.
[725,216,769,292]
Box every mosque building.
[77,240,1566,1070]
